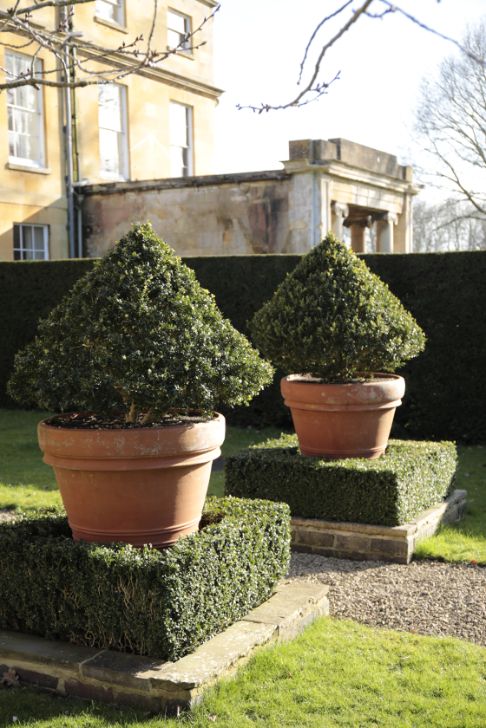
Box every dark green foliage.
[250,235,426,382]
[225,436,457,527]
[0,258,96,409]
[1,250,486,441]
[7,224,273,420]
[363,252,486,444]
[0,497,290,660]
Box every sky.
[212,0,486,188]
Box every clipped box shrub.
[225,437,457,527]
[0,497,290,661]
[250,235,426,382]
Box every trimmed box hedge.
[225,436,457,527]
[0,497,290,661]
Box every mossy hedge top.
[250,235,426,382]
[8,224,273,419]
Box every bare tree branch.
[297,0,353,85]
[0,0,220,91]
[239,0,374,113]
[413,198,486,251]
[415,19,486,217]
[240,0,486,113]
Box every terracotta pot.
[281,374,405,459]
[38,414,225,548]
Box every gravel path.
[290,552,486,647]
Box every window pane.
[170,146,185,177]
[169,12,186,34]
[98,84,127,177]
[169,103,188,146]
[167,11,190,49]
[169,102,192,177]
[99,85,122,131]
[23,226,32,249]
[96,0,123,23]
[99,129,120,175]
[13,224,48,260]
[33,226,45,252]
[6,52,44,166]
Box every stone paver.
[0,580,329,713]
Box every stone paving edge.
[0,580,329,714]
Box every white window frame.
[13,224,49,261]
[167,9,192,53]
[95,0,125,26]
[98,83,129,180]
[6,52,46,169]
[169,102,193,177]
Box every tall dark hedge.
[1,251,485,442]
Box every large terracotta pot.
[38,414,225,547]
[281,374,405,459]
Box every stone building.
[82,138,418,256]
[0,0,220,261]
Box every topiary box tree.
[250,234,426,459]
[8,223,273,548]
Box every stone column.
[378,212,398,253]
[285,171,319,252]
[331,202,349,244]
[364,214,378,253]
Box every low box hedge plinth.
[225,437,457,527]
[0,497,290,661]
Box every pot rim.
[282,373,404,386]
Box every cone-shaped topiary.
[250,234,426,382]
[8,223,274,422]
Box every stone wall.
[80,171,293,257]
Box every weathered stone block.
[333,533,371,554]
[81,651,158,691]
[292,527,335,548]
[64,678,114,703]
[15,667,58,690]
[289,490,466,564]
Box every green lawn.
[415,445,486,565]
[1,409,486,725]
[2,618,486,727]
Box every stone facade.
[81,138,419,257]
[0,0,221,261]
[81,171,293,257]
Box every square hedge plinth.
[0,497,290,662]
[225,437,457,527]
